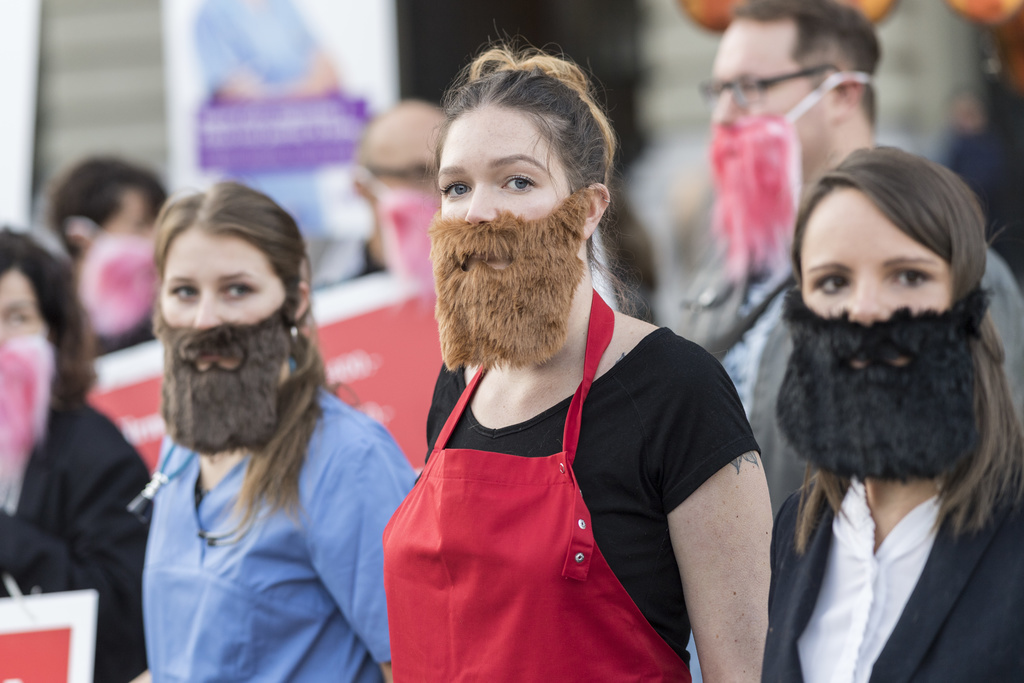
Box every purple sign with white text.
[197,94,369,172]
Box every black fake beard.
[154,311,291,454]
[776,288,988,481]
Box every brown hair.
[734,0,881,123]
[154,182,326,531]
[791,146,1024,552]
[48,156,167,259]
[0,229,96,409]
[434,43,618,266]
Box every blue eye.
[226,283,253,298]
[171,285,198,300]
[441,182,469,197]
[507,176,533,191]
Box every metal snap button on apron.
[578,519,586,530]
[575,553,585,563]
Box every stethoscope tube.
[127,445,193,524]
[127,444,245,546]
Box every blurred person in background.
[943,90,1008,218]
[0,229,149,682]
[340,99,444,291]
[674,0,1024,512]
[47,156,167,354]
[138,182,414,682]
[383,45,771,682]
[765,147,1024,682]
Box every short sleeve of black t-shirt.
[424,328,759,662]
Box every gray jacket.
[675,249,1024,513]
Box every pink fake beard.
[710,117,801,280]
[78,232,157,337]
[378,188,440,301]
[0,335,55,474]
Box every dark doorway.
[394,0,643,169]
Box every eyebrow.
[805,256,942,274]
[216,271,256,282]
[437,154,548,178]
[165,272,256,285]
[805,262,851,275]
[1,300,38,314]
[882,256,941,268]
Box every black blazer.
[0,406,150,683]
[764,490,1024,682]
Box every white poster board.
[162,0,399,240]
[0,1,40,230]
[0,589,99,683]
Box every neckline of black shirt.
[452,327,672,441]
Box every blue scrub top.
[195,0,317,96]
[143,391,415,682]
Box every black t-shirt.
[425,327,759,662]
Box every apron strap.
[433,290,616,458]
[562,291,615,466]
[434,365,485,452]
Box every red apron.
[383,291,690,682]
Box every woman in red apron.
[383,45,774,682]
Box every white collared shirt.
[798,480,939,683]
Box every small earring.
[290,326,299,339]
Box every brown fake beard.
[429,190,590,370]
[154,310,291,455]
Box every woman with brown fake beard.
[763,147,1024,682]
[382,46,773,682]
[137,183,415,683]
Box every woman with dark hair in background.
[0,229,150,682]
[764,147,1024,682]
[383,45,772,682]
[139,182,414,683]
[47,156,167,354]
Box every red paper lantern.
[676,0,899,33]
[675,0,743,33]
[994,9,1024,92]
[945,0,1024,25]
[838,0,901,23]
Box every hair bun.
[465,44,616,179]
[467,47,590,101]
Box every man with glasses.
[675,0,1024,513]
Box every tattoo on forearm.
[730,451,760,474]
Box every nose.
[845,281,889,326]
[711,89,743,126]
[462,187,499,225]
[192,294,223,330]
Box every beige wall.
[36,0,165,186]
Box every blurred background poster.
[162,0,399,239]
[0,1,40,230]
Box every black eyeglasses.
[699,64,837,110]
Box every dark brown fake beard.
[154,310,291,454]
[429,190,590,370]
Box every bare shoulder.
[597,312,660,375]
